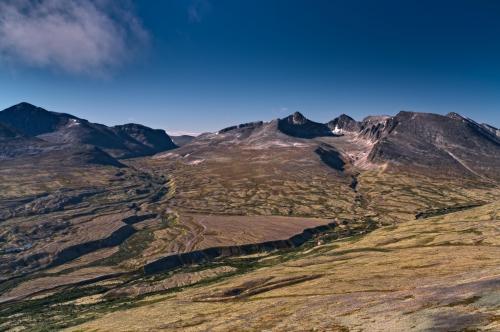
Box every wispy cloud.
[0,0,149,76]
[188,0,211,23]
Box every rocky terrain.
[0,103,498,331]
[0,103,177,159]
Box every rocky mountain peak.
[446,112,465,121]
[13,102,37,109]
[327,114,360,133]
[278,112,332,138]
[0,103,77,137]
[292,111,307,125]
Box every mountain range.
[1,102,499,331]
[0,103,177,163]
[1,102,499,181]
[1,102,499,182]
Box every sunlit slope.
[69,201,500,332]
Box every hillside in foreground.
[67,202,500,332]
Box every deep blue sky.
[1,0,500,134]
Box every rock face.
[322,110,500,180]
[327,114,360,134]
[278,112,333,138]
[218,121,264,134]
[0,103,177,159]
[367,111,500,179]
[357,115,395,141]
[143,222,337,275]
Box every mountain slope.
[113,123,177,154]
[481,123,500,138]
[66,201,500,332]
[277,112,334,138]
[0,122,22,140]
[366,111,500,180]
[327,114,360,134]
[0,103,78,136]
[0,103,176,158]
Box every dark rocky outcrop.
[415,203,483,219]
[6,224,136,275]
[218,125,238,133]
[218,121,264,134]
[49,224,136,267]
[122,213,158,225]
[144,222,337,275]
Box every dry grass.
[68,202,500,332]
[142,146,358,219]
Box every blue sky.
[1,0,500,134]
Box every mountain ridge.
[174,110,500,181]
[0,103,177,160]
[1,102,499,180]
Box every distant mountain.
[327,114,360,134]
[0,103,177,158]
[0,103,78,136]
[174,110,499,181]
[113,123,177,155]
[365,111,500,179]
[170,135,196,147]
[2,102,499,180]
[277,112,333,138]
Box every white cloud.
[0,0,149,75]
[188,0,211,23]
